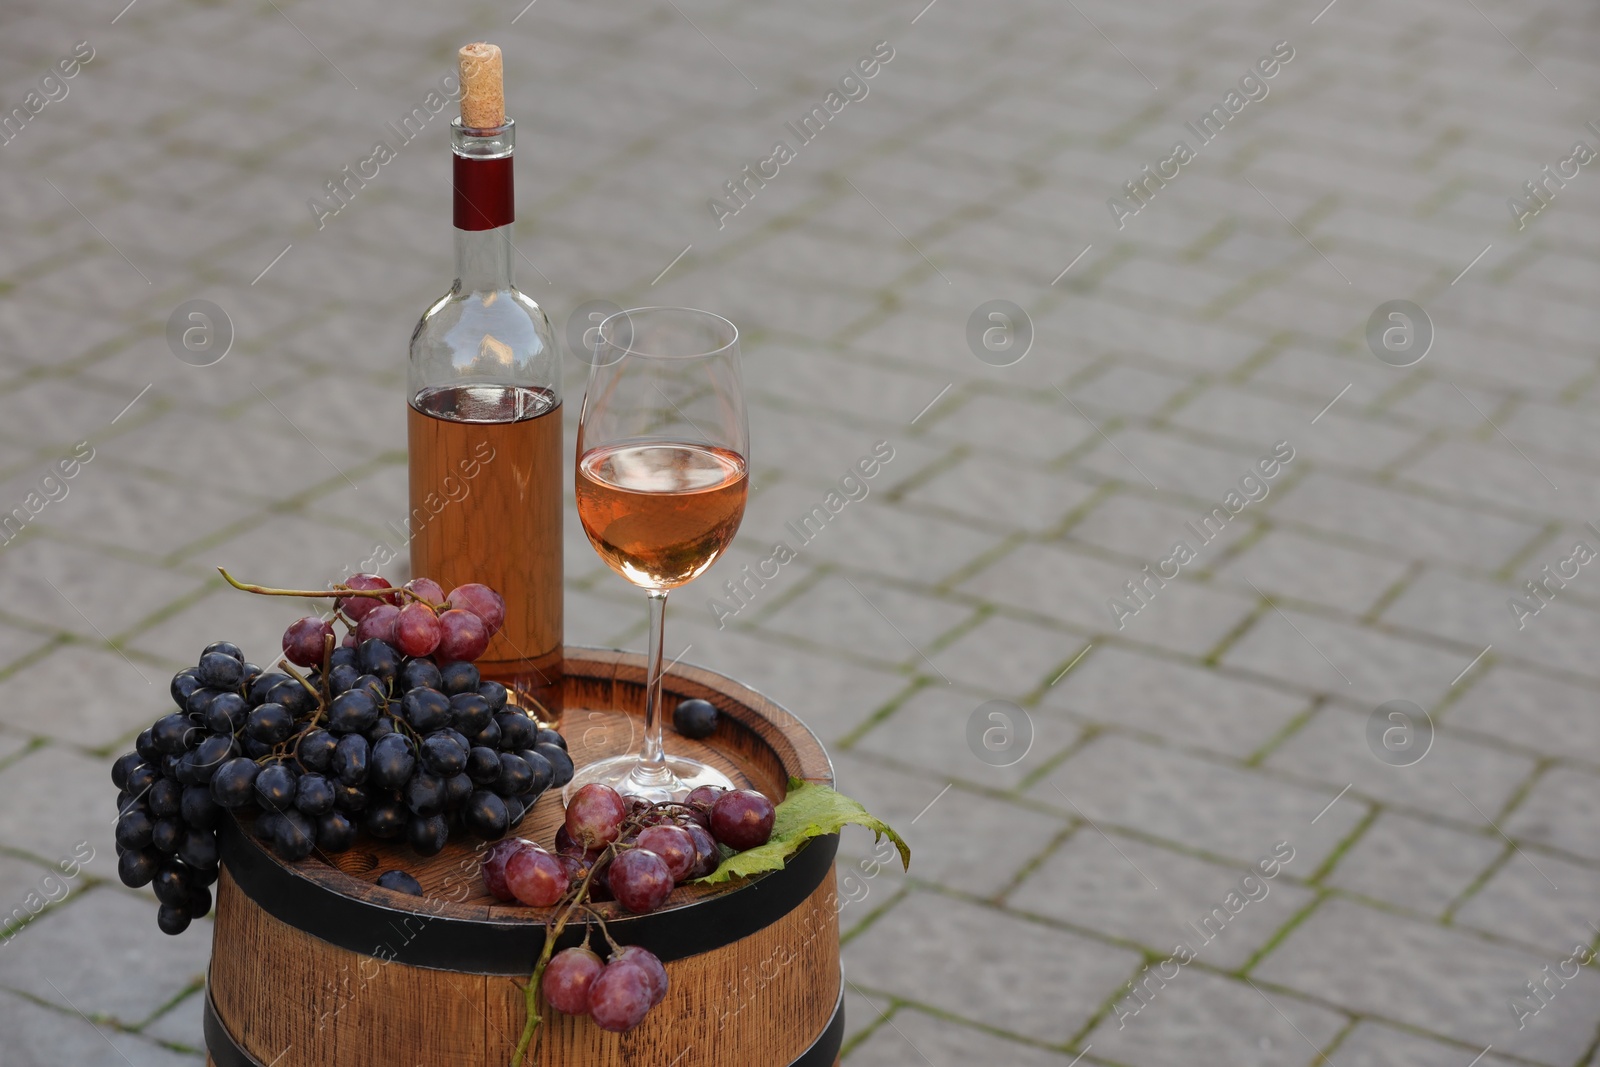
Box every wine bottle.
[408,42,562,711]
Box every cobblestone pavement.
[0,0,1597,1063]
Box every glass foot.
[562,752,735,804]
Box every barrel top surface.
[233,646,832,929]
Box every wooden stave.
[206,646,841,1067]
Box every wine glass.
[567,307,748,802]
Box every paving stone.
[963,541,1258,658]
[0,744,118,866]
[1331,1020,1527,1067]
[922,392,1098,463]
[0,990,203,1067]
[1255,897,1599,1065]
[1069,490,1256,565]
[0,538,207,646]
[1070,361,1193,420]
[1445,665,1600,764]
[1086,969,1347,1067]
[755,573,972,670]
[842,1006,1080,1066]
[834,751,1062,899]
[1034,734,1366,870]
[854,683,1083,792]
[0,644,174,750]
[1214,527,1411,616]
[0,887,208,1027]
[928,613,1087,697]
[1010,826,1316,971]
[1504,767,1600,863]
[141,985,206,1051]
[843,891,1141,1045]
[1039,644,1308,759]
[900,453,1101,534]
[1400,438,1598,524]
[1272,473,1544,571]
[1169,385,1420,473]
[1266,704,1537,823]
[1454,849,1600,951]
[777,495,1001,588]
[1223,605,1474,708]
[1325,811,1504,917]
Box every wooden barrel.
[203,647,842,1067]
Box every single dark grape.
[684,822,719,878]
[609,848,674,914]
[536,743,574,788]
[463,791,509,840]
[370,733,416,789]
[366,717,397,742]
[153,713,197,755]
[519,750,554,796]
[316,811,357,852]
[196,650,246,691]
[395,601,442,658]
[118,847,160,888]
[241,738,273,760]
[449,693,491,736]
[356,639,401,683]
[504,795,528,828]
[365,800,407,839]
[115,809,154,850]
[398,658,442,693]
[190,865,219,889]
[495,711,538,751]
[402,687,452,733]
[125,761,160,798]
[181,785,220,830]
[683,785,725,829]
[481,839,531,901]
[534,728,567,751]
[152,863,193,907]
[332,781,369,812]
[636,824,696,883]
[267,679,315,717]
[332,734,369,786]
[672,698,718,740]
[149,777,182,818]
[421,733,468,777]
[614,945,668,1006]
[443,772,474,810]
[250,671,290,705]
[210,757,260,809]
[296,728,338,773]
[204,692,248,735]
[202,639,244,662]
[472,718,502,749]
[495,753,533,797]
[438,660,480,696]
[466,745,502,786]
[435,610,489,662]
[170,669,202,710]
[246,703,294,745]
[188,884,213,917]
[255,811,286,844]
[478,680,508,712]
[111,751,141,791]
[136,727,161,764]
[156,904,192,936]
[295,773,336,816]
[404,772,446,817]
[407,814,449,856]
[376,869,423,896]
[327,663,361,695]
[190,735,234,783]
[274,810,316,861]
[254,763,298,812]
[327,690,379,735]
[178,829,219,870]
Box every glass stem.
[639,589,669,773]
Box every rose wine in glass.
[567,308,748,802]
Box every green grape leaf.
[695,777,911,885]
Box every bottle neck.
[456,224,514,293]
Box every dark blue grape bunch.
[111,572,574,935]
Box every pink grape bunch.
[282,575,507,667]
[481,783,776,1035]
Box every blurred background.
[1,0,1598,1063]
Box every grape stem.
[216,568,447,610]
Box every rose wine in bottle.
[408,43,562,711]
